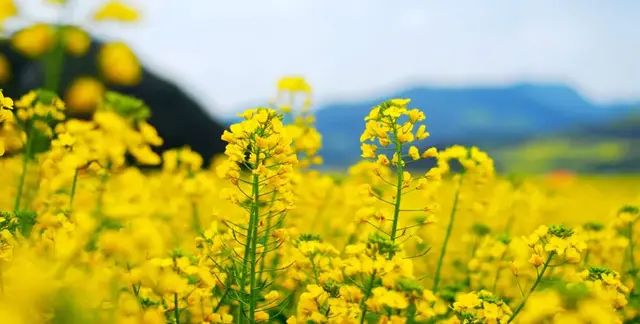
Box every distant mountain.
[315,83,638,168]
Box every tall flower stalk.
[432,173,463,292]
[430,145,495,292]
[357,98,439,322]
[218,108,297,323]
[10,91,66,212]
[13,124,33,212]
[258,76,322,281]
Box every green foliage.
[366,232,398,256]
[103,91,150,121]
[1,210,37,236]
[548,224,574,238]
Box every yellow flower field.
[0,82,638,324]
[1,1,639,323]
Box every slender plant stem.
[93,168,109,216]
[582,249,591,267]
[13,126,33,212]
[629,222,636,272]
[359,270,377,324]
[360,126,403,323]
[68,168,79,210]
[247,172,260,323]
[258,191,277,282]
[191,201,201,234]
[309,257,320,284]
[491,250,508,293]
[508,253,554,323]
[433,174,464,292]
[238,187,256,324]
[174,293,180,324]
[43,27,65,93]
[214,282,230,313]
[389,138,404,255]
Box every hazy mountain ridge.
[313,83,638,169]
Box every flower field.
[1,1,640,323]
[0,82,639,324]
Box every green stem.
[238,188,256,324]
[629,222,636,272]
[359,124,404,323]
[13,126,33,212]
[491,250,508,293]
[359,270,377,324]
[43,27,65,93]
[237,160,261,324]
[433,175,463,292]
[214,282,230,313]
[247,172,260,323]
[258,191,277,282]
[508,253,554,323]
[309,256,320,284]
[191,201,201,234]
[174,293,180,324]
[389,138,404,257]
[68,168,79,211]
[93,168,109,217]
[582,249,591,268]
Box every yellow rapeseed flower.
[98,42,142,86]
[0,90,13,110]
[94,0,140,22]
[65,77,105,114]
[11,24,55,58]
[277,76,312,94]
[0,0,17,27]
[63,26,91,56]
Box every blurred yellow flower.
[98,42,142,86]
[11,24,55,58]
[0,90,13,110]
[277,75,312,94]
[94,0,140,22]
[63,27,91,56]
[65,77,105,114]
[453,292,481,311]
[0,0,17,26]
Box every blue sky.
[12,0,640,116]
